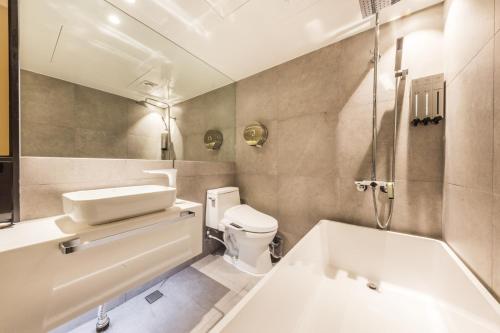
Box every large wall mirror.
[19,0,235,162]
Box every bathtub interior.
[213,220,500,333]
[311,221,500,324]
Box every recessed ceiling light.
[108,14,120,25]
[125,0,136,4]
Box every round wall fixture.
[204,130,223,150]
[243,122,268,148]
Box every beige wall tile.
[445,40,494,191]
[127,134,161,160]
[172,84,235,161]
[176,174,235,206]
[74,85,128,134]
[75,128,128,159]
[21,121,75,157]
[235,68,278,126]
[391,181,443,238]
[74,158,128,184]
[336,102,396,181]
[443,184,493,286]
[444,0,495,83]
[276,44,345,120]
[20,70,166,160]
[277,113,337,177]
[277,175,339,245]
[494,32,500,193]
[20,157,77,185]
[396,125,445,182]
[127,102,165,138]
[493,194,500,298]
[236,174,278,218]
[175,160,235,177]
[496,0,500,33]
[21,71,75,128]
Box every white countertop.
[0,199,201,254]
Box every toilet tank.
[206,187,241,230]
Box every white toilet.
[206,187,278,275]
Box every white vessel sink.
[63,185,176,225]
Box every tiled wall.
[21,70,165,159]
[443,0,499,299]
[20,157,235,222]
[235,4,445,251]
[171,84,236,162]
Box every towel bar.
[59,210,196,254]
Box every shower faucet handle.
[354,180,370,192]
[387,182,395,199]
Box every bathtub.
[211,220,500,333]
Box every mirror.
[0,0,8,157]
[19,0,235,161]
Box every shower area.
[354,0,408,230]
[350,0,444,234]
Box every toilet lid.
[224,205,278,233]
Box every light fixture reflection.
[145,98,169,109]
[108,14,120,25]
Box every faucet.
[143,169,177,188]
[354,180,395,200]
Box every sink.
[63,185,176,225]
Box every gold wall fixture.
[204,130,223,150]
[243,122,268,148]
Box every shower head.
[359,0,402,18]
[394,37,404,71]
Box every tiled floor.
[65,254,261,333]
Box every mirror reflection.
[19,0,235,161]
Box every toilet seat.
[223,205,278,233]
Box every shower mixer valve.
[354,180,395,199]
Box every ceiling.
[19,0,442,104]
[108,0,443,81]
[19,0,233,104]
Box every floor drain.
[145,290,164,304]
[367,282,378,290]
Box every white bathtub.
[212,220,500,333]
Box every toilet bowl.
[206,187,278,275]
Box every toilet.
[206,187,278,275]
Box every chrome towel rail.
[59,210,196,255]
